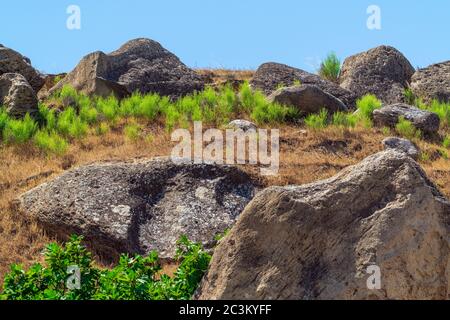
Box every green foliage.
[332,111,357,128]
[34,130,68,156]
[419,151,430,162]
[305,109,328,129]
[426,100,450,127]
[0,235,211,300]
[56,107,88,139]
[356,94,382,119]
[318,52,341,82]
[96,122,110,136]
[124,123,141,141]
[403,87,416,105]
[2,114,37,144]
[97,96,120,122]
[395,116,421,140]
[0,107,10,139]
[37,103,57,130]
[443,135,450,149]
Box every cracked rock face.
[48,38,204,99]
[197,150,450,300]
[0,44,44,93]
[17,158,257,260]
[339,46,415,104]
[251,62,357,109]
[411,61,450,103]
[0,73,38,117]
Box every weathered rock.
[17,158,257,260]
[382,137,419,160]
[0,44,44,92]
[48,38,204,99]
[37,73,66,100]
[251,62,357,108]
[0,73,38,117]
[339,46,415,104]
[373,103,440,134]
[227,119,257,132]
[268,84,348,115]
[411,61,450,103]
[197,150,450,300]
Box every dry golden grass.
[1,121,450,282]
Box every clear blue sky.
[1,0,449,74]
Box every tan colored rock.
[0,73,38,117]
[197,150,450,300]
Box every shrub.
[96,122,110,136]
[395,116,421,140]
[120,92,142,117]
[97,96,120,122]
[137,94,161,120]
[332,112,357,128]
[79,105,98,125]
[124,123,141,141]
[427,100,450,127]
[37,103,57,130]
[318,52,341,83]
[34,130,68,155]
[0,235,211,300]
[239,81,255,113]
[3,114,37,144]
[0,107,10,139]
[442,135,450,149]
[403,88,416,105]
[305,109,328,129]
[56,107,88,139]
[356,94,382,119]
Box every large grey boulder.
[411,61,450,103]
[268,84,348,115]
[48,38,204,99]
[197,150,450,300]
[0,44,44,92]
[339,46,415,104]
[251,62,357,108]
[0,73,38,117]
[373,103,440,135]
[17,158,257,260]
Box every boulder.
[0,44,44,92]
[17,158,257,260]
[251,62,357,108]
[48,38,204,99]
[411,61,450,103]
[373,103,440,135]
[0,73,38,117]
[268,84,348,115]
[382,137,419,160]
[197,150,450,300]
[339,46,415,104]
[227,119,257,132]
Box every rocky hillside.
[0,39,449,300]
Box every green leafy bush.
[305,109,328,129]
[2,114,37,144]
[97,96,120,122]
[443,135,450,149]
[403,88,416,105]
[34,130,69,155]
[0,235,211,300]
[124,123,141,141]
[395,116,421,140]
[356,94,382,119]
[318,52,341,83]
[0,107,10,139]
[332,111,357,128]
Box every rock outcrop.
[197,150,450,300]
[251,62,357,108]
[227,119,257,132]
[339,46,415,104]
[268,84,348,115]
[411,61,450,103]
[0,73,38,117]
[17,158,257,260]
[48,38,204,99]
[373,103,440,135]
[382,137,419,160]
[0,44,44,92]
